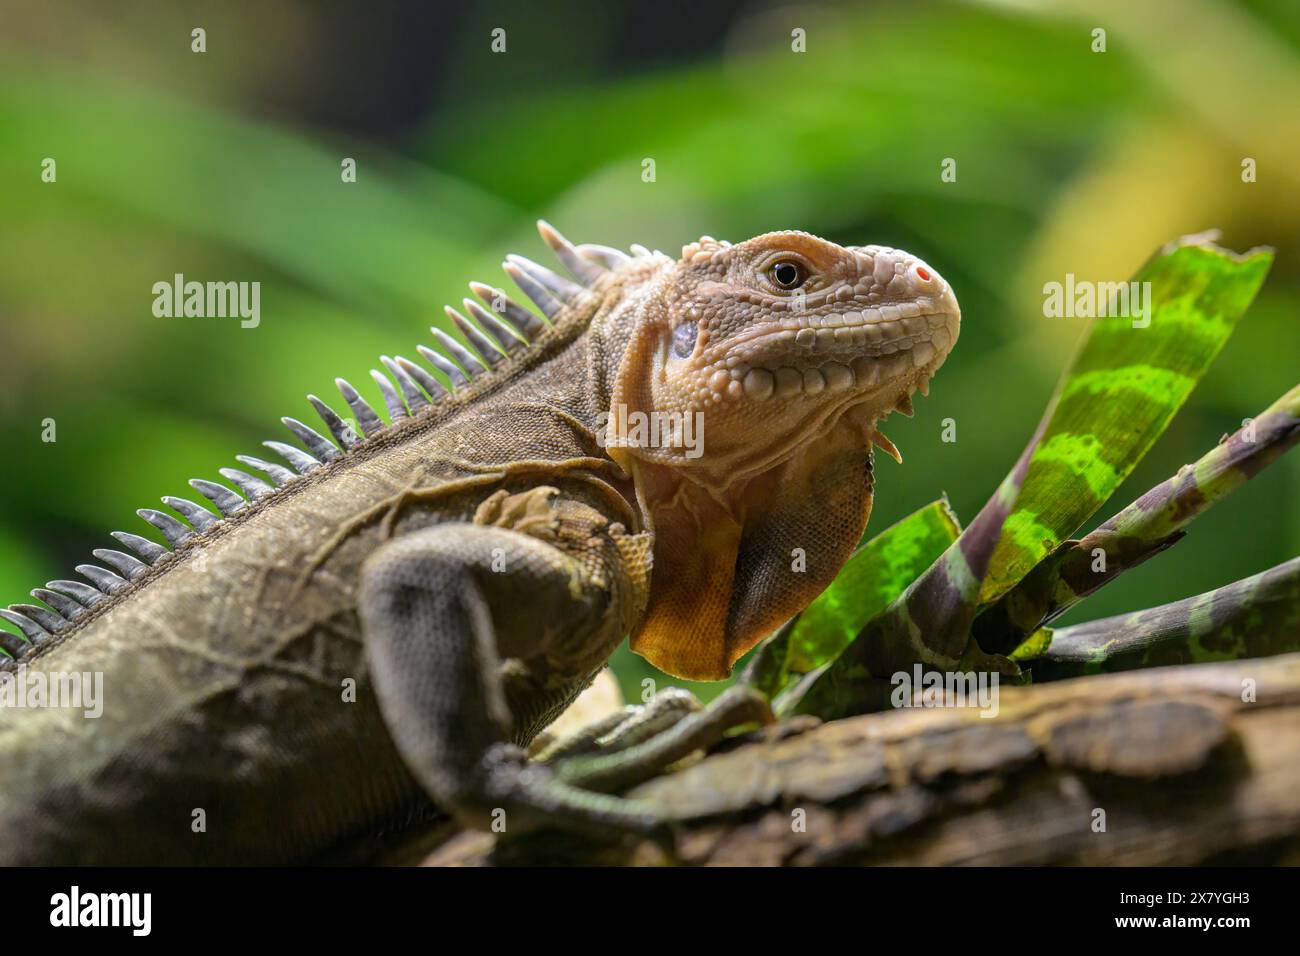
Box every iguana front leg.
[531,688,704,763]
[358,516,664,840]
[359,492,774,843]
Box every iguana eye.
[672,320,698,358]
[769,260,804,290]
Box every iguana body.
[0,224,959,863]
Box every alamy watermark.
[890,664,999,718]
[152,273,260,328]
[1043,274,1151,329]
[0,665,103,718]
[50,886,151,936]
[597,404,705,459]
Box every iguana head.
[546,224,960,680]
[607,230,959,483]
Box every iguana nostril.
[909,262,940,290]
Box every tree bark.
[424,653,1300,865]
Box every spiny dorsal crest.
[680,236,732,264]
[0,223,642,661]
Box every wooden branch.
[425,654,1300,865]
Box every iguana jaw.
[709,303,958,470]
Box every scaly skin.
[0,225,958,863]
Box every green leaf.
[744,499,961,700]
[1012,555,1300,679]
[980,382,1300,653]
[978,234,1274,604]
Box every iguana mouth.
[715,309,958,400]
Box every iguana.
[0,223,959,863]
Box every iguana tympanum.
[0,223,959,863]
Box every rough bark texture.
[424,653,1300,865]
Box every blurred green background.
[2,0,1297,701]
